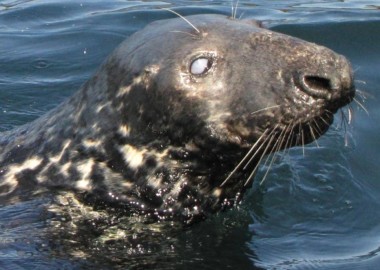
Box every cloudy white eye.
[190,57,213,75]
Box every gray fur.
[0,15,355,224]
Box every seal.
[0,14,355,224]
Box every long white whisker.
[241,136,269,171]
[284,122,296,150]
[244,133,276,187]
[319,114,330,127]
[353,97,369,115]
[243,124,279,170]
[233,0,240,19]
[355,89,371,102]
[220,128,269,187]
[312,119,322,137]
[309,124,320,148]
[272,123,290,155]
[340,109,348,128]
[341,112,349,147]
[259,125,291,186]
[284,123,296,157]
[238,11,246,20]
[355,80,366,85]
[161,8,200,33]
[301,125,305,156]
[348,106,353,125]
[251,128,286,185]
[250,105,280,115]
[259,152,278,186]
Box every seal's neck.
[0,66,249,223]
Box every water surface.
[0,0,379,269]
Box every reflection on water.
[0,1,380,269]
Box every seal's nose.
[296,55,355,103]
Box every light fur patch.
[50,140,71,163]
[1,157,43,195]
[60,162,72,178]
[147,175,162,189]
[212,188,222,198]
[117,85,132,97]
[118,125,131,137]
[76,159,95,191]
[116,75,143,97]
[95,101,112,113]
[168,177,186,198]
[119,145,146,169]
[76,179,92,191]
[148,148,170,168]
[82,139,102,148]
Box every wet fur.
[0,14,355,224]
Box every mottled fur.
[0,15,355,224]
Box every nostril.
[298,75,333,99]
[304,76,331,92]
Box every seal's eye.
[190,57,213,75]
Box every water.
[0,0,379,269]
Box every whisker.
[341,107,354,147]
[284,123,297,156]
[248,124,287,187]
[284,122,296,150]
[282,125,295,158]
[354,80,366,85]
[275,124,290,152]
[259,152,278,186]
[319,114,331,127]
[340,109,348,132]
[169,30,199,38]
[241,133,272,171]
[355,89,371,101]
[348,106,353,125]
[161,8,200,33]
[243,124,279,170]
[233,0,240,19]
[293,123,303,156]
[308,124,320,148]
[342,111,350,147]
[353,97,369,115]
[238,11,246,20]
[340,109,348,126]
[353,66,361,73]
[231,1,234,18]
[256,125,287,186]
[243,133,276,187]
[219,128,269,187]
[260,125,292,186]
[312,119,323,137]
[250,105,280,115]
[301,125,305,156]
[325,109,333,115]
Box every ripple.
[32,58,51,69]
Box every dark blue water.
[0,1,379,269]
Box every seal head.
[0,14,355,224]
